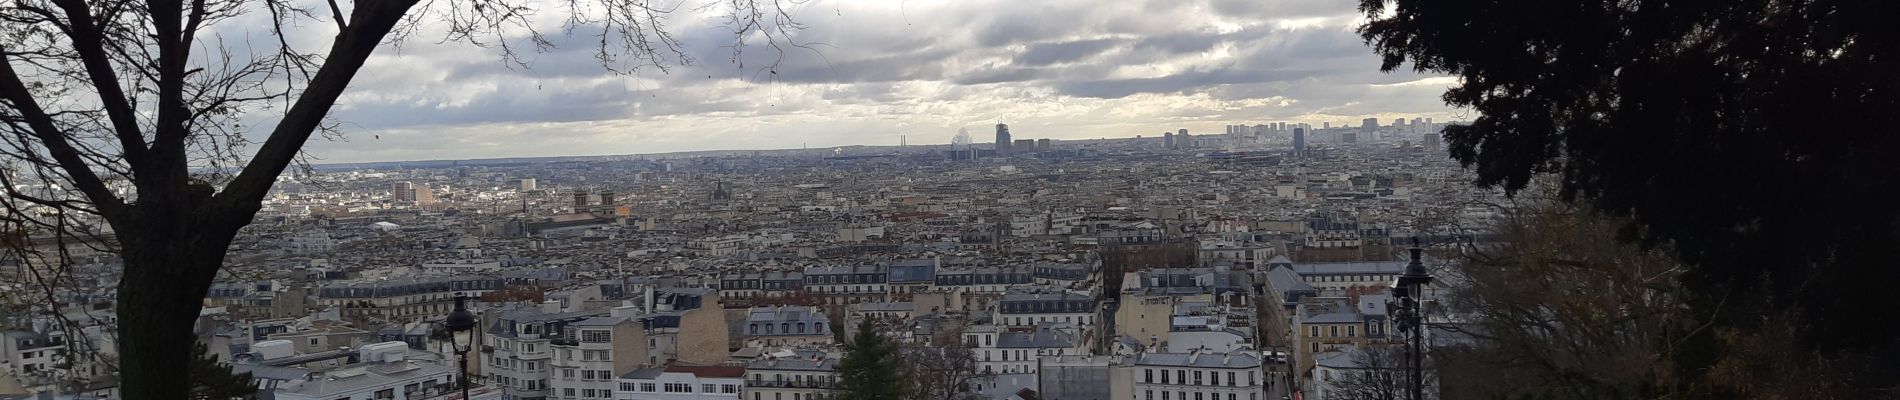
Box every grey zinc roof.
[746,357,838,371]
[1135,352,1261,369]
[1292,260,1410,275]
[621,367,665,380]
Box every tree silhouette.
[1359,0,1900,393]
[189,342,258,400]
[0,0,805,398]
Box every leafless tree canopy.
[1323,344,1431,400]
[0,0,806,396]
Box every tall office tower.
[1037,139,1052,150]
[1362,118,1379,129]
[1395,118,1408,127]
[1323,122,1331,129]
[1165,132,1175,148]
[1294,127,1307,153]
[1411,118,1423,126]
[412,185,435,205]
[1425,117,1434,124]
[1177,129,1190,149]
[1254,124,1269,137]
[1014,139,1035,152]
[519,178,537,192]
[573,191,589,207]
[392,181,414,202]
[995,123,1012,154]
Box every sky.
[296,0,1464,163]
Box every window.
[1308,326,1319,337]
[640,383,656,392]
[581,330,611,343]
[1348,326,1356,337]
[1177,370,1186,385]
[1161,368,1170,384]
[564,369,576,379]
[1162,391,1170,400]
[1193,371,1203,385]
[566,388,577,397]
[1146,390,1154,400]
[664,383,691,393]
[1194,393,1203,400]
[1329,326,1339,337]
[1226,372,1235,387]
[618,383,635,392]
[1211,371,1220,386]
[1145,369,1154,383]
[704,384,717,393]
[374,388,395,400]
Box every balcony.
[745,380,837,389]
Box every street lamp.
[1389,239,1433,400]
[445,293,478,400]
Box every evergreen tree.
[833,319,907,400]
[190,342,259,400]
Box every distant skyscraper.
[1362,118,1379,129]
[393,181,434,205]
[1293,127,1307,154]
[1164,132,1175,148]
[995,123,1012,154]
[1323,122,1331,129]
[392,181,413,202]
[1177,129,1190,149]
[1037,139,1051,150]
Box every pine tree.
[833,319,907,400]
[190,342,259,400]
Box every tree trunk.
[114,217,236,400]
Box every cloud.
[209,0,1468,163]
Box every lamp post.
[445,293,477,400]
[1390,240,1434,400]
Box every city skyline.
[291,0,1460,164]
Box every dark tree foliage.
[833,319,908,400]
[189,342,258,400]
[1359,0,1900,394]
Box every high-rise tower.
[995,123,1012,154]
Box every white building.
[742,353,837,400]
[270,342,501,400]
[1130,351,1267,400]
[615,365,746,400]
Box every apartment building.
[1131,351,1267,400]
